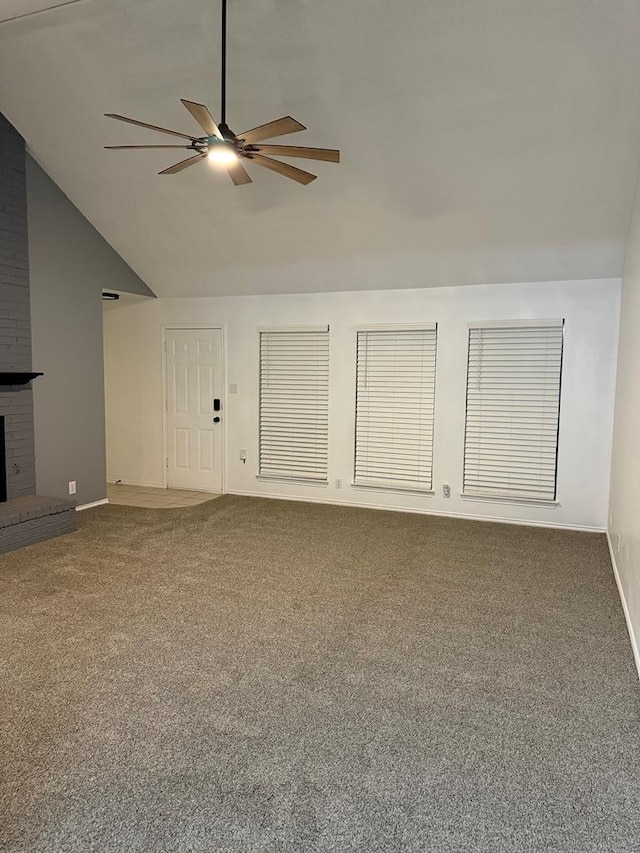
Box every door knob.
[213,416,221,423]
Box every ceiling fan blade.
[105,113,197,142]
[238,117,306,145]
[105,145,192,149]
[180,99,223,139]
[247,153,316,185]
[158,153,206,175]
[227,159,252,186]
[251,144,340,163]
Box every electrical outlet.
[443,483,451,498]
[335,478,342,489]
[68,481,77,495]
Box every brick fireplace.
[0,113,76,553]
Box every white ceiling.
[1,0,640,297]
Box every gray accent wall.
[0,114,36,500]
[27,156,154,506]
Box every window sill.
[256,475,328,487]
[460,492,559,508]
[352,483,435,497]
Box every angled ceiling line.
[0,0,92,26]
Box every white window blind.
[463,320,564,502]
[354,326,437,492]
[259,328,329,482]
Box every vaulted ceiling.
[1,0,640,297]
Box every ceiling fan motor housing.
[218,123,236,143]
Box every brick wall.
[0,114,37,499]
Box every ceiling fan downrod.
[220,0,227,129]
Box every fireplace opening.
[0,416,6,503]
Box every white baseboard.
[225,489,605,533]
[76,498,109,511]
[606,531,640,683]
[107,479,164,489]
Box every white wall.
[609,176,640,673]
[104,278,620,530]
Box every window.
[354,325,437,492]
[258,327,329,482]
[463,320,564,502]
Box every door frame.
[161,324,228,493]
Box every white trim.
[461,493,559,508]
[161,326,168,489]
[256,475,328,487]
[222,323,229,496]
[257,325,329,333]
[606,531,640,683]
[107,479,164,488]
[227,489,604,532]
[467,318,564,329]
[352,483,435,497]
[356,322,437,332]
[76,498,109,511]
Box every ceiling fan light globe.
[207,145,238,165]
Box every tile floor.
[107,483,220,509]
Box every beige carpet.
[1,495,639,852]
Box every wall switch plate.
[443,484,451,498]
[335,478,342,489]
[239,449,247,462]
[68,481,77,495]
[229,383,238,394]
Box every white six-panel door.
[165,329,223,492]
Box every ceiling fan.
[104,0,340,185]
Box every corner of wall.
[606,531,640,681]
[607,143,640,684]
